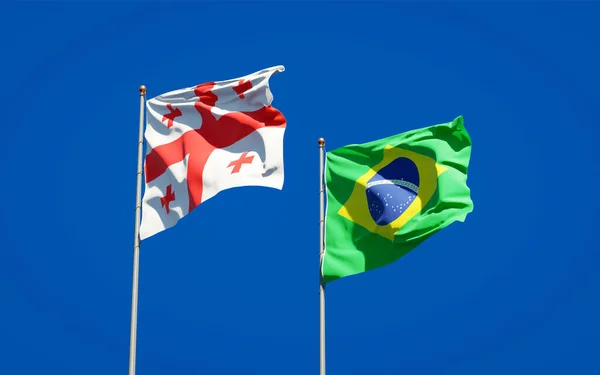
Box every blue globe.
[365,157,420,226]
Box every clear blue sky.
[1,2,599,374]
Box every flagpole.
[129,85,146,375]
[318,137,326,375]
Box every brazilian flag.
[322,116,473,283]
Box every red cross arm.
[194,104,286,149]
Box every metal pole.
[318,137,326,375]
[129,85,146,375]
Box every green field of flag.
[322,116,474,282]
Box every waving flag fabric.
[139,66,287,240]
[322,116,473,282]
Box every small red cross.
[233,79,253,99]
[227,151,255,174]
[160,184,176,214]
[162,104,182,128]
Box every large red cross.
[145,82,286,212]
[227,152,255,174]
[160,184,175,214]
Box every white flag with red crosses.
[139,66,287,240]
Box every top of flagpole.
[139,85,146,96]
[318,138,325,148]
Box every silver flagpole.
[129,85,146,375]
[318,137,326,375]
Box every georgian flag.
[139,66,287,240]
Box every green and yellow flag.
[322,116,473,283]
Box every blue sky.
[1,2,599,374]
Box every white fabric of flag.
[139,66,286,240]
